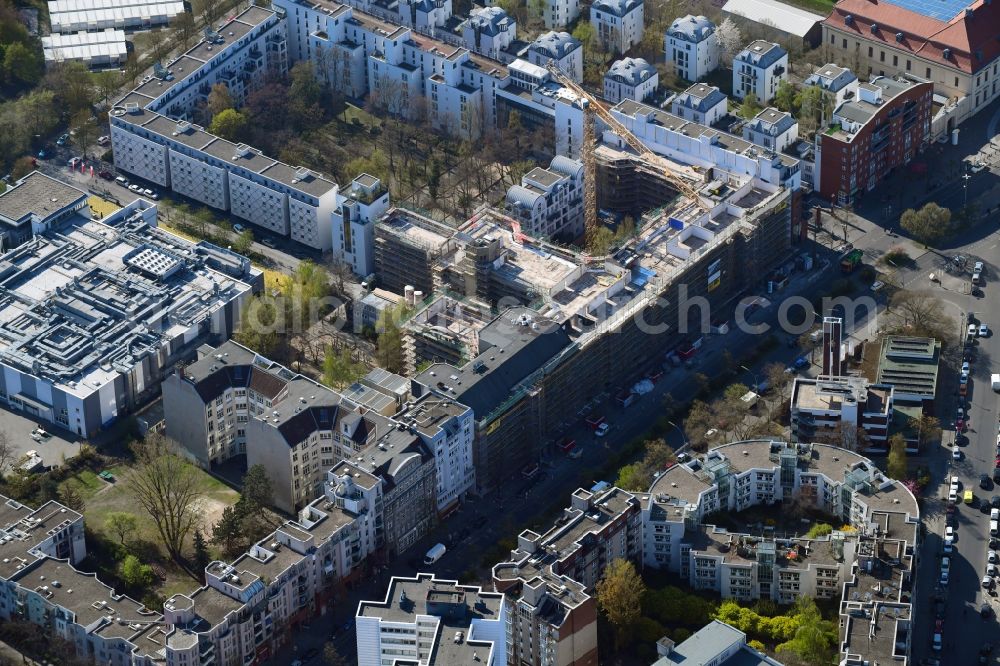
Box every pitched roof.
[823,0,1000,74]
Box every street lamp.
[963,170,971,208]
[740,365,760,393]
[666,420,688,450]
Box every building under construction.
[373,209,460,296]
[418,169,794,492]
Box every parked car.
[262,237,276,248]
[963,361,971,374]
[233,223,245,233]
[595,422,610,437]
[953,445,962,460]
[982,474,992,490]
[98,169,113,180]
[56,133,69,146]
[128,184,140,192]
[980,323,990,337]
[97,135,110,146]
[115,176,128,186]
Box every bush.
[806,523,833,539]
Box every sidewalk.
[0,640,42,666]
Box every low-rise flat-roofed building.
[356,573,508,666]
[875,335,940,405]
[652,620,784,665]
[722,0,824,47]
[47,0,185,33]
[0,194,259,439]
[41,28,127,66]
[0,171,88,249]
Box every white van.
[424,543,446,565]
[991,519,998,537]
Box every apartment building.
[821,0,1000,128]
[358,288,405,330]
[542,0,579,29]
[163,342,473,530]
[790,376,893,446]
[109,8,348,251]
[397,0,452,28]
[0,193,259,439]
[460,6,516,61]
[805,62,860,107]
[670,83,727,125]
[609,98,802,191]
[653,620,783,666]
[666,15,719,82]
[356,573,507,666]
[492,486,643,666]
[590,0,644,55]
[504,155,585,240]
[495,58,587,157]
[331,173,390,278]
[401,294,493,374]
[732,40,788,102]
[875,335,940,406]
[815,74,932,205]
[526,30,583,84]
[643,441,918,575]
[603,57,658,103]
[742,107,799,153]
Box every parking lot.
[0,407,82,473]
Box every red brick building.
[816,73,932,205]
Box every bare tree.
[0,431,14,479]
[715,18,743,65]
[124,433,205,562]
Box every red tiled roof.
[822,0,1000,74]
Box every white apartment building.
[504,155,585,239]
[742,107,798,152]
[590,0,644,55]
[604,57,658,103]
[397,0,452,29]
[732,40,788,102]
[496,59,586,157]
[642,441,919,604]
[356,573,508,666]
[790,376,893,447]
[609,98,801,190]
[525,30,583,83]
[666,15,719,82]
[331,173,390,278]
[670,82,728,125]
[460,6,516,60]
[805,62,859,108]
[542,0,579,30]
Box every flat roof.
[42,29,128,61]
[259,162,337,199]
[0,172,87,225]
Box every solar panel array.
[880,0,968,22]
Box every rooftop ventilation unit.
[870,23,878,33]
[895,32,903,42]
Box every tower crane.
[544,62,709,238]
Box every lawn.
[782,0,835,14]
[62,461,238,595]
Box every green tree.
[105,512,138,544]
[233,294,283,359]
[172,10,197,49]
[121,555,154,589]
[739,92,761,119]
[887,433,907,480]
[375,303,409,373]
[614,463,649,491]
[94,69,122,108]
[209,108,248,141]
[796,84,832,130]
[70,109,95,155]
[900,202,950,246]
[323,345,367,389]
[909,414,941,450]
[806,523,833,538]
[192,529,211,575]
[233,228,254,255]
[212,505,244,556]
[595,559,645,649]
[776,598,836,666]
[774,80,798,114]
[239,464,274,513]
[3,42,43,85]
